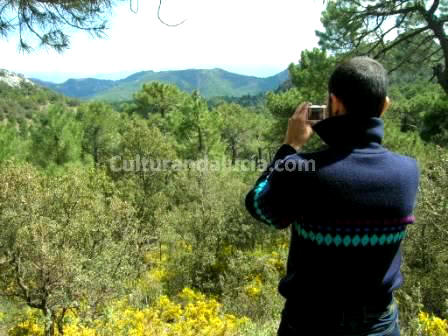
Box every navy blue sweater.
[245,113,420,309]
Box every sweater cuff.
[273,144,297,162]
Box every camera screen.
[309,107,324,120]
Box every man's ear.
[379,96,390,117]
[330,93,345,116]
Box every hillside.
[32,68,289,101]
[32,77,115,99]
[0,69,75,122]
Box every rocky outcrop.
[0,69,34,87]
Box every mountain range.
[31,68,289,102]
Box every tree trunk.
[424,12,448,94]
[257,147,262,168]
[159,239,162,262]
[93,126,100,166]
[198,126,204,154]
[433,64,448,94]
[231,141,237,165]
[56,308,67,335]
[44,308,55,336]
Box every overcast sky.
[0,0,325,83]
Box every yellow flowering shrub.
[245,275,263,298]
[419,311,448,336]
[8,308,44,336]
[143,247,168,265]
[99,288,249,336]
[135,246,173,305]
[247,242,287,278]
[273,237,289,251]
[222,245,237,257]
[63,323,97,336]
[136,267,168,289]
[179,241,193,253]
[8,288,249,336]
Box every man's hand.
[283,102,314,151]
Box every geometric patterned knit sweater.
[245,113,420,310]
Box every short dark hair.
[328,56,388,118]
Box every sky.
[0,0,326,83]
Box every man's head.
[327,56,389,118]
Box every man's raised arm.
[245,102,314,229]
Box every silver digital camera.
[307,105,327,121]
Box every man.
[245,57,420,335]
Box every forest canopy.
[318,0,448,93]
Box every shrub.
[7,289,249,336]
[418,311,448,336]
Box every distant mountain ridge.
[32,68,289,101]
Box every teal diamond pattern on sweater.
[302,229,308,240]
[343,236,351,247]
[294,223,405,247]
[352,235,361,247]
[334,235,342,246]
[361,234,369,246]
[324,234,332,246]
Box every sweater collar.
[312,113,384,148]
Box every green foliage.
[76,101,121,166]
[317,0,448,93]
[102,114,183,292]
[382,117,427,160]
[383,35,439,84]
[215,103,271,163]
[0,163,145,334]
[175,91,225,159]
[28,105,83,170]
[127,82,190,119]
[208,93,266,108]
[420,97,448,145]
[387,80,448,146]
[238,319,280,336]
[220,242,288,322]
[157,167,277,298]
[266,88,303,123]
[0,81,66,122]
[288,48,337,103]
[398,146,448,334]
[0,0,112,51]
[0,124,27,162]
[124,83,226,159]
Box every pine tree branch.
[157,0,186,27]
[374,26,430,58]
[429,0,440,16]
